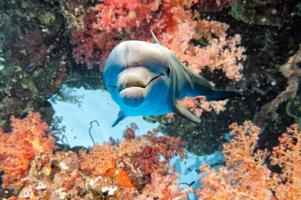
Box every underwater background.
[0,0,301,199]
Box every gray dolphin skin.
[103,33,239,127]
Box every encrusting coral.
[0,113,189,199]
[197,121,301,200]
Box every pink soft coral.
[160,19,245,81]
[197,121,272,200]
[0,112,55,190]
[197,122,301,200]
[71,0,245,82]
[94,0,161,33]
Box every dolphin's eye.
[166,67,171,76]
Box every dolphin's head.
[116,66,169,107]
[103,41,172,114]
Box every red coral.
[0,112,55,189]
[145,132,186,160]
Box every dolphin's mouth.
[118,73,164,92]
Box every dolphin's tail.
[206,90,241,101]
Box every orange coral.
[197,122,301,200]
[114,169,134,189]
[270,124,301,199]
[79,144,117,177]
[7,113,300,199]
[7,197,26,200]
[79,126,186,190]
[0,112,55,189]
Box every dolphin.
[103,33,239,127]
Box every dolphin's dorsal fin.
[150,30,159,44]
[112,110,126,127]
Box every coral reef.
[0,0,301,199]
[230,0,300,27]
[197,121,301,200]
[0,0,299,157]
[0,114,189,199]
[0,0,69,128]
[197,0,235,12]
[1,116,301,199]
[254,44,301,126]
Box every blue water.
[49,85,158,147]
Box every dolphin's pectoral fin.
[173,101,201,123]
[112,110,126,127]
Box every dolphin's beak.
[117,66,163,106]
[117,67,161,91]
